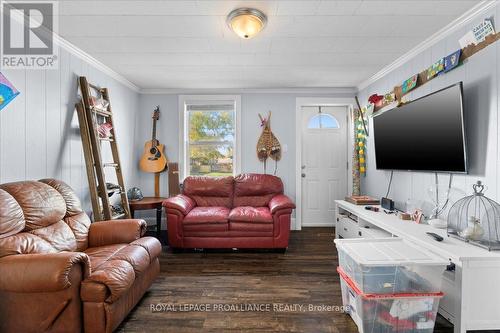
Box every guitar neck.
[151,118,157,144]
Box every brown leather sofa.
[0,179,161,333]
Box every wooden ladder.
[76,76,131,221]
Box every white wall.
[0,47,139,214]
[133,92,353,222]
[358,5,500,212]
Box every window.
[180,96,241,179]
[307,113,339,129]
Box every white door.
[301,106,348,226]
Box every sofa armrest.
[0,252,90,293]
[163,194,196,215]
[269,194,296,214]
[88,219,147,247]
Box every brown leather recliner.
[0,179,161,333]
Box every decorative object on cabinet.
[0,72,20,111]
[447,181,500,251]
[256,111,281,175]
[411,209,424,224]
[345,195,379,205]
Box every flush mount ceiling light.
[227,8,267,39]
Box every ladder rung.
[112,213,126,220]
[103,163,119,168]
[88,83,103,91]
[91,106,112,117]
[99,137,114,142]
[104,188,122,195]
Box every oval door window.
[307,113,339,129]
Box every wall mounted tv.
[373,82,467,173]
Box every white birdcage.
[447,181,500,251]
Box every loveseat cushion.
[183,207,230,224]
[229,207,273,223]
[233,174,283,207]
[182,176,233,208]
[229,221,273,233]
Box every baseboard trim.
[301,223,335,227]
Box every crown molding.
[2,2,139,92]
[54,35,140,92]
[140,87,357,95]
[357,0,498,92]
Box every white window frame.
[179,95,241,181]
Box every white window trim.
[178,95,241,181]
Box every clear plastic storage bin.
[335,238,448,294]
[339,267,443,333]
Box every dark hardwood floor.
[118,228,454,333]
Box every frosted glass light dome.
[227,8,267,39]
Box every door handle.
[301,173,306,178]
[301,165,306,169]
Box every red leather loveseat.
[163,174,295,250]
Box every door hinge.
[346,162,349,169]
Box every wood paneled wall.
[358,5,500,211]
[0,48,139,215]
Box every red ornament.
[368,94,383,104]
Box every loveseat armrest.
[0,252,90,293]
[269,194,296,214]
[163,194,196,215]
[88,219,147,247]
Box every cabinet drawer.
[359,226,392,239]
[438,268,458,324]
[338,217,359,239]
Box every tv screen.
[373,82,467,173]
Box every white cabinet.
[335,200,500,333]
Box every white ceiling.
[58,0,480,90]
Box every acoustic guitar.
[139,106,168,173]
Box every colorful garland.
[355,111,367,175]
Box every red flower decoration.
[368,94,383,104]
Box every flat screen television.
[372,82,467,173]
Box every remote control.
[426,232,444,242]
